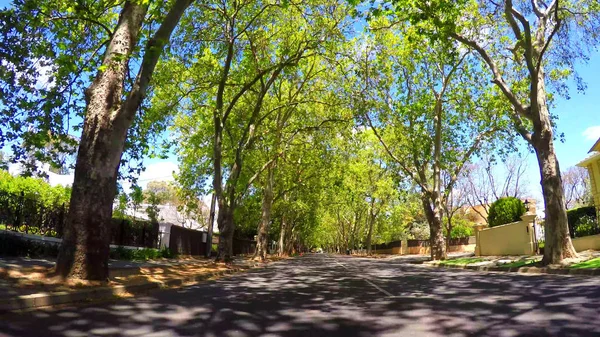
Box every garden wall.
[572,234,600,252]
[370,237,475,255]
[475,215,536,256]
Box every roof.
[590,137,600,153]
[577,151,600,167]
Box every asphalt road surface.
[1,254,600,337]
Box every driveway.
[1,254,599,336]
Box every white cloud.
[582,125,600,141]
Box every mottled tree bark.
[55,0,193,280]
[532,72,577,264]
[423,196,447,261]
[450,0,578,264]
[55,2,147,280]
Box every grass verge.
[437,257,486,266]
[570,257,600,269]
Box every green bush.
[488,197,526,227]
[567,206,597,238]
[450,223,474,238]
[0,170,71,208]
[574,215,600,238]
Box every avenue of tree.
[0,0,598,280]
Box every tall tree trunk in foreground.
[450,1,577,264]
[55,2,147,280]
[531,69,577,264]
[55,0,193,280]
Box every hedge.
[488,197,526,227]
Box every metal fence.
[0,191,67,237]
[168,225,207,256]
[0,191,158,249]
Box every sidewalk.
[0,255,270,311]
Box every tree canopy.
[1,0,599,278]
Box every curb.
[0,263,261,312]
[424,263,600,276]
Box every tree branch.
[450,32,529,119]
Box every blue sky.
[1,0,599,211]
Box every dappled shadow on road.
[1,254,600,336]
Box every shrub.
[574,215,600,238]
[488,197,526,227]
[567,206,597,238]
[450,223,474,239]
[445,217,475,239]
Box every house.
[577,137,600,212]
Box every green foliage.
[573,215,600,238]
[570,257,600,269]
[146,191,162,223]
[567,206,598,237]
[450,221,474,239]
[487,197,526,227]
[409,221,430,240]
[0,170,71,208]
[113,193,129,219]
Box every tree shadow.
[0,255,599,336]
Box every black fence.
[407,239,430,247]
[169,225,207,256]
[0,191,159,249]
[373,240,402,250]
[448,237,471,246]
[233,237,256,255]
[111,218,159,248]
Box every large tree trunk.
[531,78,577,264]
[216,201,235,262]
[255,164,274,261]
[54,0,193,280]
[55,2,148,281]
[206,192,216,257]
[422,196,446,261]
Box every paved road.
[1,254,600,337]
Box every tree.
[353,19,512,260]
[399,0,600,264]
[144,181,178,205]
[460,154,529,224]
[562,166,592,209]
[0,0,195,280]
[129,185,144,220]
[146,191,163,223]
[168,0,348,261]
